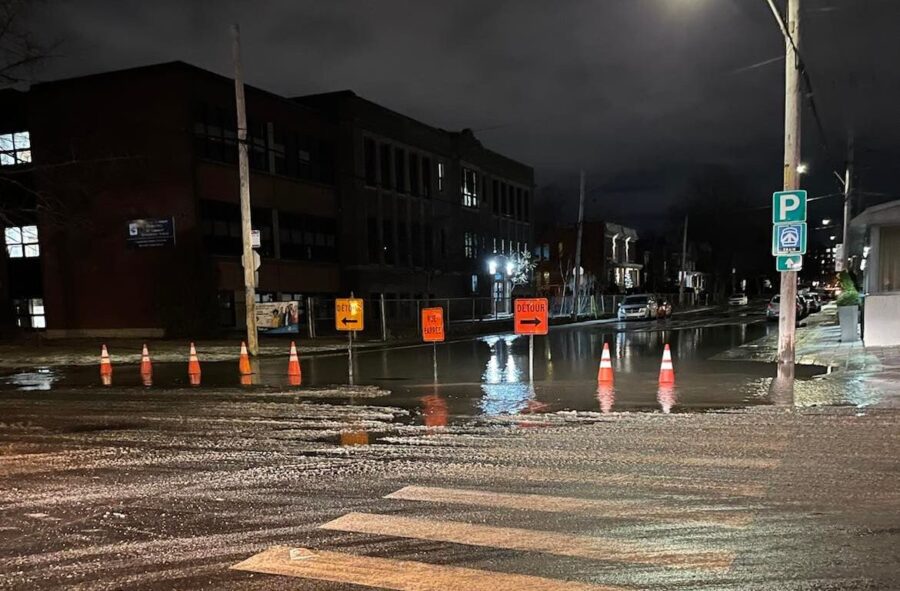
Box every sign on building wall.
[256,301,301,334]
[127,218,175,248]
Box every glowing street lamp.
[796,163,808,174]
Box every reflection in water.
[421,393,449,429]
[480,335,534,415]
[597,383,615,414]
[340,431,369,446]
[657,384,677,414]
[4,368,57,391]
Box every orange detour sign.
[421,307,445,342]
[335,298,364,331]
[514,298,549,335]
[659,344,675,384]
[597,342,614,383]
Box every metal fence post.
[472,298,476,321]
[446,298,451,324]
[307,296,316,339]
[416,299,421,334]
[380,294,387,342]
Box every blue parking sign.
[772,222,807,255]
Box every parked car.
[618,294,659,320]
[728,293,749,306]
[766,295,804,322]
[656,298,673,319]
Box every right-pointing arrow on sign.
[521,318,542,326]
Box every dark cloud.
[25,0,900,230]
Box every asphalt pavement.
[1,305,898,590]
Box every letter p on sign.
[772,190,807,223]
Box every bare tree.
[0,0,52,86]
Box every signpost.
[421,307,445,382]
[335,297,364,383]
[776,255,803,272]
[514,298,548,382]
[772,190,807,271]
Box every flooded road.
[1,314,828,418]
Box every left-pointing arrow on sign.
[341,318,358,325]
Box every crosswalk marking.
[385,486,753,528]
[321,512,734,571]
[232,545,635,591]
[400,463,767,498]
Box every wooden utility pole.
[679,214,688,305]
[775,0,801,391]
[572,170,585,320]
[841,139,853,269]
[232,24,259,355]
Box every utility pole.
[679,214,688,305]
[572,169,586,321]
[232,24,259,356]
[775,0,801,391]
[841,138,854,269]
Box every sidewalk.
[714,304,900,407]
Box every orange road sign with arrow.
[335,298,364,331]
[514,298,548,335]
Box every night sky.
[25,0,900,233]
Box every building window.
[4,225,39,258]
[471,274,478,293]
[380,144,392,189]
[383,219,395,264]
[200,200,273,258]
[464,232,477,259]
[462,167,479,208]
[13,298,45,329]
[193,103,238,164]
[492,180,500,214]
[364,138,377,186]
[524,191,530,221]
[367,217,380,263]
[395,147,406,193]
[437,161,445,192]
[411,222,423,266]
[293,135,334,184]
[422,157,432,198]
[0,132,31,166]
[271,129,287,175]
[278,211,337,262]
[408,153,420,196]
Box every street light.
[822,218,832,226]
[796,163,808,174]
[505,261,514,276]
[829,235,836,241]
[488,259,498,275]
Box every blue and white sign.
[772,190,807,223]
[772,222,807,255]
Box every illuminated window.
[437,162,445,192]
[464,232,477,259]
[5,225,39,258]
[13,298,45,329]
[0,132,31,166]
[461,168,479,207]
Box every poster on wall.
[126,218,175,248]
[256,301,301,334]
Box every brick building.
[0,61,533,337]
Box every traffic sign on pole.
[772,222,807,255]
[772,190,807,223]
[514,298,549,335]
[776,254,803,272]
[421,307,445,342]
[335,298,364,331]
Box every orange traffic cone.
[597,342,614,383]
[659,344,675,384]
[288,341,302,386]
[239,341,252,376]
[140,344,152,381]
[188,342,201,386]
[100,344,113,383]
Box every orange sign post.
[422,307,445,381]
[514,298,549,383]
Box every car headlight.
[639,307,647,313]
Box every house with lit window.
[533,221,643,298]
[0,62,533,336]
